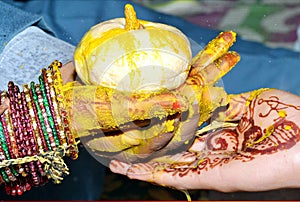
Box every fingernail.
[109,160,131,175]
[127,164,153,181]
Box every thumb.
[0,96,9,115]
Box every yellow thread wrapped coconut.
[74,4,192,93]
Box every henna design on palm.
[240,95,300,154]
[158,90,300,177]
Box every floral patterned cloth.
[135,0,300,51]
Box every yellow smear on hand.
[121,134,140,147]
[248,125,274,147]
[191,31,236,66]
[246,88,269,106]
[165,119,175,132]
[285,125,292,131]
[278,110,287,118]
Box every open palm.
[110,88,300,192]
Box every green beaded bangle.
[45,70,67,146]
[30,82,52,151]
[39,75,60,147]
[0,122,10,160]
[0,169,9,183]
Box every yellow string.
[0,142,79,183]
[181,190,192,201]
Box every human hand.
[0,31,239,164]
[72,31,239,163]
[110,88,300,192]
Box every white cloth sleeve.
[0,26,75,90]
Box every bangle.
[0,60,78,196]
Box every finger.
[109,152,199,181]
[109,160,158,182]
[86,124,175,153]
[147,102,200,159]
[86,130,142,153]
[0,96,9,115]
[110,160,132,176]
[109,154,211,190]
[198,51,240,86]
[64,84,189,136]
[86,115,181,162]
[185,52,240,87]
[60,61,76,84]
[198,86,228,125]
[111,145,300,192]
[0,104,8,115]
[105,130,175,163]
[190,31,237,76]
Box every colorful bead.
[0,60,78,195]
[36,85,56,150]
[45,70,67,147]
[1,169,9,183]
[0,93,16,160]
[39,75,60,147]
[23,84,47,152]
[30,83,52,151]
[42,70,66,146]
[3,112,18,158]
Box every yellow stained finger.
[185,51,240,88]
[198,86,228,125]
[190,31,237,76]
[199,51,240,86]
[86,117,179,154]
[86,131,141,153]
[152,151,200,166]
